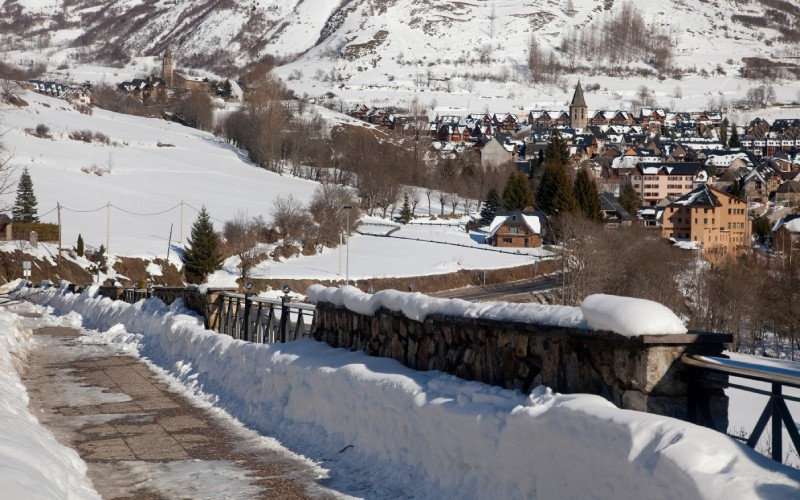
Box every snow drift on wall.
[16,284,800,499]
[307,285,688,336]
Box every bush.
[35,124,50,138]
[11,222,59,242]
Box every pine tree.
[222,79,233,99]
[573,168,603,222]
[544,129,570,168]
[501,171,535,211]
[719,118,728,147]
[182,206,222,283]
[618,181,641,218]
[76,234,84,257]
[12,167,38,222]
[399,193,413,223]
[480,188,501,225]
[729,122,741,148]
[537,162,576,215]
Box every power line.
[110,203,181,217]
[60,204,106,213]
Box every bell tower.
[569,80,588,130]
[162,47,174,89]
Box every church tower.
[569,80,588,130]
[162,47,174,89]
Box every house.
[775,180,800,206]
[485,210,543,248]
[480,137,512,167]
[117,76,167,104]
[0,214,11,240]
[771,214,800,253]
[599,193,632,227]
[662,185,748,260]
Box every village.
[20,48,800,266]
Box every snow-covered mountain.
[4,0,798,88]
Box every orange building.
[662,185,749,259]
[486,210,543,248]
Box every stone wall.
[312,302,730,429]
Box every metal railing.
[218,292,316,343]
[683,353,800,464]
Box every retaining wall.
[312,302,730,428]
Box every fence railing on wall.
[218,292,315,343]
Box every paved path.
[22,324,333,499]
[429,274,561,302]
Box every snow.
[15,285,800,499]
[308,286,688,337]
[0,305,100,499]
[307,284,584,326]
[581,294,688,336]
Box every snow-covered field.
[3,91,530,281]
[14,284,800,499]
[0,306,99,499]
[209,221,552,286]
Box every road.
[430,273,562,302]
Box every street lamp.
[343,205,352,286]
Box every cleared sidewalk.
[22,324,326,499]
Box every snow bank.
[0,307,100,499]
[17,287,800,499]
[308,286,689,337]
[581,294,688,336]
[307,284,586,327]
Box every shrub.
[35,124,50,138]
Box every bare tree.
[308,183,360,246]
[271,195,312,246]
[175,91,213,131]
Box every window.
[510,226,520,234]
[502,238,512,244]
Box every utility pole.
[106,202,110,253]
[338,231,342,276]
[57,202,61,267]
[166,223,173,263]
[344,205,352,285]
[180,200,184,246]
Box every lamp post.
[343,205,352,286]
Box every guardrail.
[218,292,315,343]
[683,353,800,464]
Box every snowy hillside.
[1,90,321,258]
[4,0,800,109]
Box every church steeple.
[569,80,588,129]
[162,47,174,89]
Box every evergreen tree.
[480,188,501,225]
[729,122,741,148]
[12,167,38,222]
[536,162,576,215]
[719,118,729,147]
[222,80,233,99]
[544,129,570,168]
[76,234,84,257]
[573,168,603,222]
[618,181,641,218]
[501,171,535,211]
[752,215,770,244]
[399,193,413,223]
[182,206,223,283]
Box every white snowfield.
[0,307,100,499]
[307,286,688,337]
[15,284,800,499]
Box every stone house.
[486,210,543,248]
